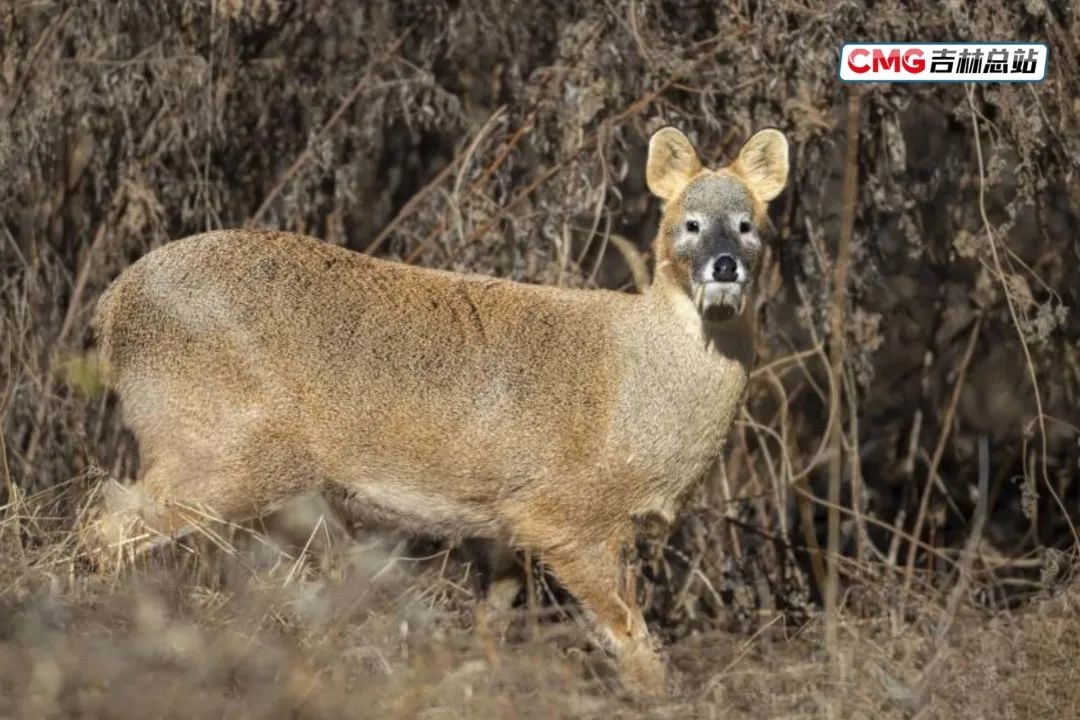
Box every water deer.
[87,125,789,694]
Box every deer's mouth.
[693,280,746,317]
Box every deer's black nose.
[712,255,738,283]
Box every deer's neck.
[649,262,757,371]
[601,267,756,523]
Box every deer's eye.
[739,220,752,234]
[685,220,700,233]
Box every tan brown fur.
[88,126,789,695]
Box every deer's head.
[647,127,789,319]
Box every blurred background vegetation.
[1,1,1078,717]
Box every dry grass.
[2,0,1079,717]
[1,496,1078,719]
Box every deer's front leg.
[541,529,668,696]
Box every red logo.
[840,43,1047,83]
[846,48,925,75]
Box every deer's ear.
[646,127,702,202]
[733,129,789,202]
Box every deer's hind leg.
[78,454,205,570]
[83,424,319,569]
